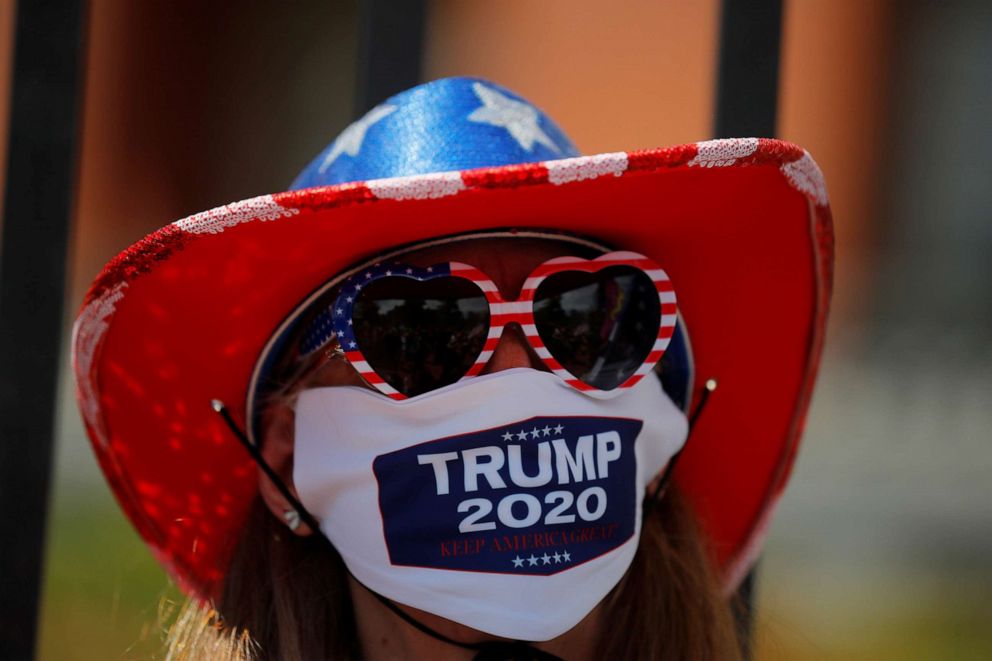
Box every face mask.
[293,367,688,641]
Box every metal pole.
[714,0,783,656]
[355,0,426,113]
[715,0,783,138]
[0,0,87,657]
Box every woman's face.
[259,237,612,657]
[259,237,593,521]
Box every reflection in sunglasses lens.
[533,266,661,390]
[353,276,490,397]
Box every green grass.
[38,487,182,661]
[755,569,992,661]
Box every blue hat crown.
[291,77,580,189]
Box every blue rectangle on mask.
[372,415,643,575]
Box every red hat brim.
[73,138,832,600]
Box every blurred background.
[1,0,990,658]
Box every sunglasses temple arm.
[646,378,718,507]
[210,399,325,536]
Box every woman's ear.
[258,400,314,536]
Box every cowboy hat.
[73,77,832,599]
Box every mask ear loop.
[645,378,718,510]
[210,400,323,535]
[210,399,564,661]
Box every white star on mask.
[319,104,398,173]
[467,82,560,153]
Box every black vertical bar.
[734,565,758,658]
[714,1,782,657]
[355,0,426,114]
[0,1,87,658]
[715,0,783,138]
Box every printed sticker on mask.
[372,415,642,575]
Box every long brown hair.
[166,486,742,660]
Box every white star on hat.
[512,556,524,568]
[467,82,560,153]
[319,104,398,173]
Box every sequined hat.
[73,77,833,600]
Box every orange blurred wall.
[0,1,892,333]
[425,0,894,331]
[779,0,893,333]
[425,0,719,152]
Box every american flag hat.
[72,77,833,601]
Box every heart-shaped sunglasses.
[299,251,677,399]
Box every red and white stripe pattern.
[448,262,503,380]
[330,251,676,400]
[512,251,677,394]
[343,348,403,399]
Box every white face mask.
[293,368,688,641]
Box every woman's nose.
[481,323,545,374]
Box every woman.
[72,78,833,659]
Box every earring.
[283,508,301,531]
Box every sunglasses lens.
[533,266,661,390]
[352,276,490,397]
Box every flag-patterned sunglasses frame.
[302,251,677,400]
